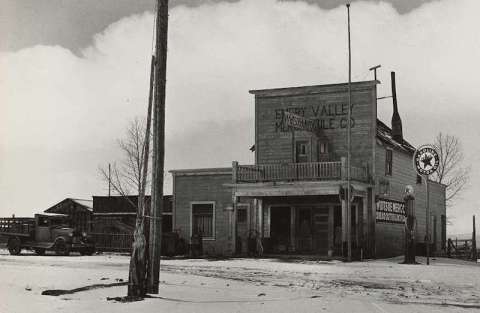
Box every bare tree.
[99,117,151,198]
[430,133,470,206]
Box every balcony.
[233,158,369,184]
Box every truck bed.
[0,218,35,237]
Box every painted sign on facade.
[283,111,319,133]
[376,198,405,224]
[275,104,355,133]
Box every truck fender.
[48,236,69,249]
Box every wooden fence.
[91,232,133,252]
[447,238,478,260]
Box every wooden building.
[171,79,446,258]
[44,198,93,233]
[91,195,173,251]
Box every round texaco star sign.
[413,144,440,176]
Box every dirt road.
[1,250,479,313]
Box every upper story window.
[295,141,309,163]
[191,202,215,239]
[385,149,393,176]
[318,141,329,161]
[319,142,328,154]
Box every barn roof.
[44,198,93,214]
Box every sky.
[0,0,479,235]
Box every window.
[237,206,247,223]
[385,149,393,176]
[295,141,309,163]
[416,174,422,184]
[191,202,215,239]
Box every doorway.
[312,207,329,254]
[270,206,291,253]
[295,140,310,163]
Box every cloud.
[1,0,478,233]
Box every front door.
[312,207,329,255]
[297,208,313,253]
[235,204,249,254]
[295,140,310,163]
[270,206,291,253]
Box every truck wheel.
[54,239,71,256]
[34,249,45,255]
[8,237,21,255]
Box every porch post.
[355,203,359,252]
[328,206,334,256]
[370,188,376,258]
[290,206,296,252]
[258,199,263,238]
[341,199,347,257]
[362,195,368,257]
[231,195,237,255]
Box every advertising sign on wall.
[376,198,405,224]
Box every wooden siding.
[254,82,377,170]
[375,142,446,257]
[173,172,234,256]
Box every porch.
[232,157,369,184]
[233,193,375,259]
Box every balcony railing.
[233,158,369,183]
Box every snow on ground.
[1,249,479,313]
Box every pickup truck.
[0,213,95,256]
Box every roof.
[35,212,68,217]
[376,119,416,154]
[44,198,93,214]
[249,80,379,97]
[71,199,93,209]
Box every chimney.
[391,71,403,143]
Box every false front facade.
[171,78,446,258]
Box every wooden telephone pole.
[147,0,169,294]
[473,215,477,261]
[346,3,352,262]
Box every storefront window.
[191,202,215,239]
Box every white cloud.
[1,0,478,233]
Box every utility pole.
[108,163,111,197]
[346,3,352,262]
[425,175,430,265]
[473,215,477,261]
[148,0,169,294]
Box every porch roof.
[228,180,371,198]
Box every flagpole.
[346,3,352,262]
